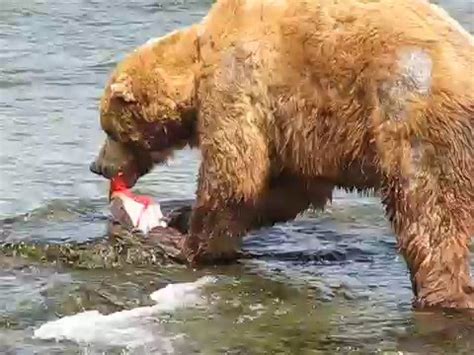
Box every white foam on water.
[33,276,216,351]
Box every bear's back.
[199,0,473,96]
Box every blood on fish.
[109,172,167,234]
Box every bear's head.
[89,29,200,187]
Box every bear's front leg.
[183,200,254,264]
[181,74,274,263]
[182,152,270,264]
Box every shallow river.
[1,0,473,354]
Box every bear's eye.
[104,127,120,143]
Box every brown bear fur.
[90,0,474,309]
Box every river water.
[0,0,473,354]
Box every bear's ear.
[110,74,136,103]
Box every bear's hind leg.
[376,102,473,309]
[382,169,474,309]
[375,47,473,309]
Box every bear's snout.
[89,157,140,188]
[89,159,116,179]
[89,137,139,180]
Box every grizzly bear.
[89,0,474,309]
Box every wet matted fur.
[90,0,473,309]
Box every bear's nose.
[89,161,101,176]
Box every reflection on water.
[0,0,473,353]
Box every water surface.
[1,0,474,353]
